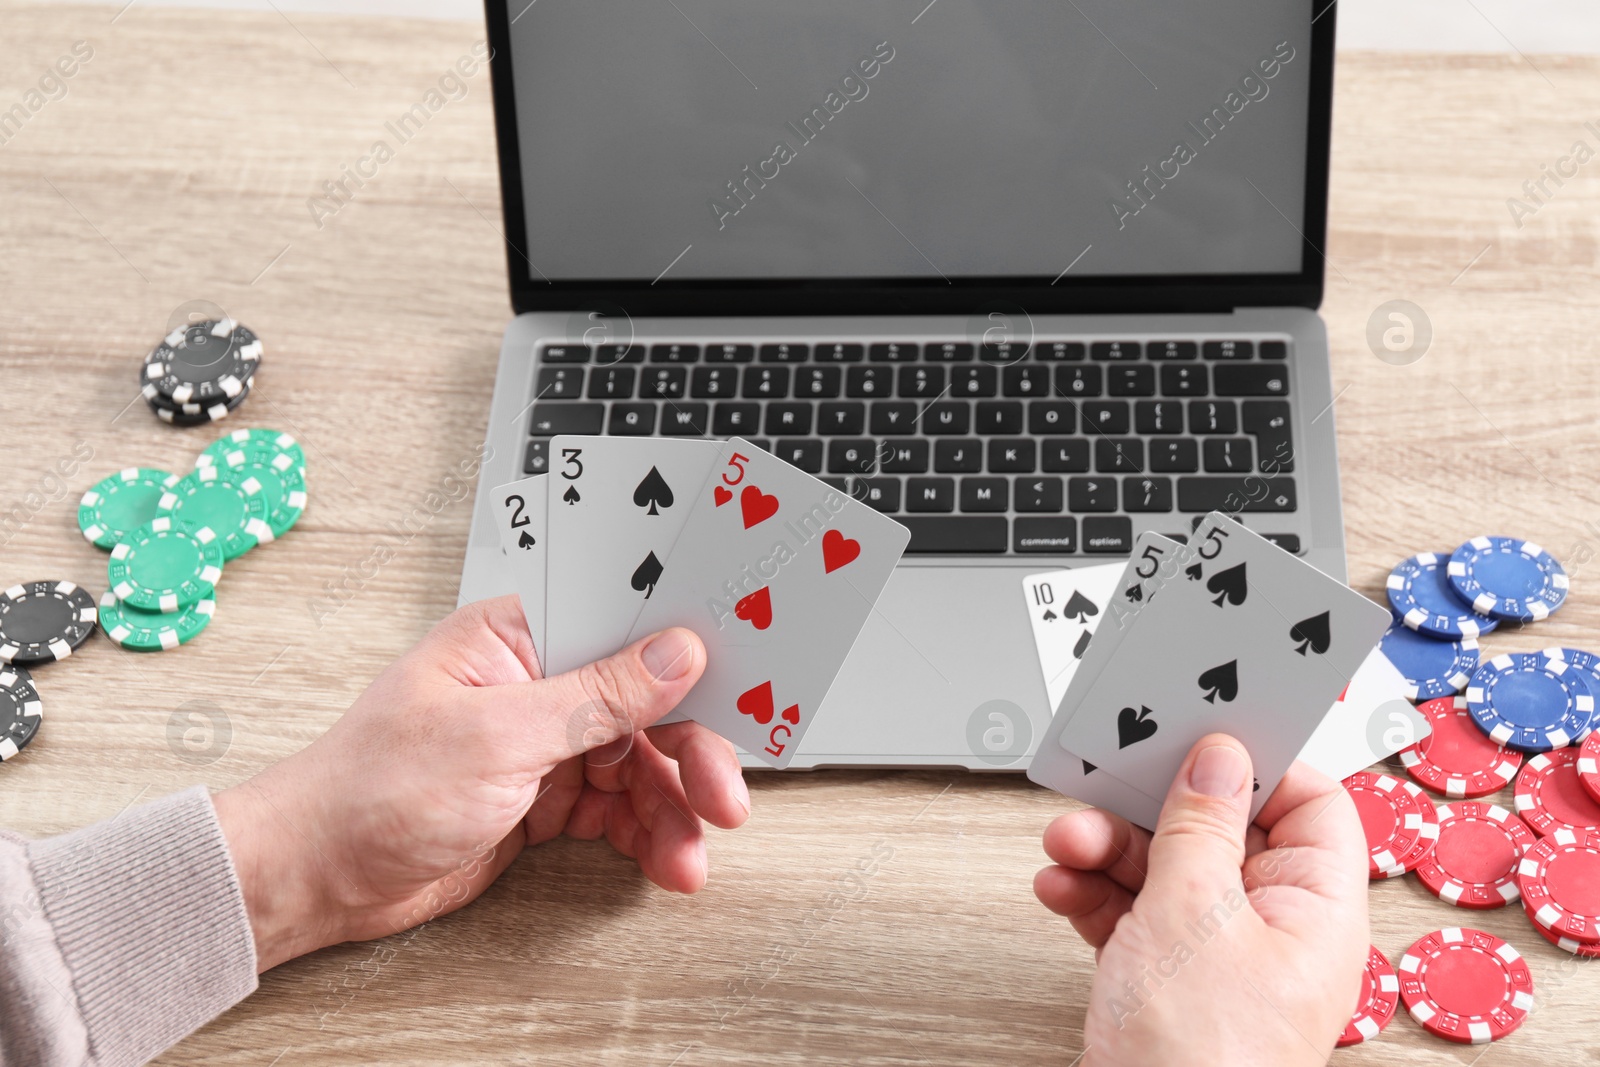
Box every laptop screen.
[500,1,1316,289]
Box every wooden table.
[3,6,1599,1062]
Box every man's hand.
[214,595,749,971]
[1033,735,1368,1067]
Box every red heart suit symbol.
[734,587,772,630]
[736,681,775,725]
[781,704,800,725]
[713,485,733,507]
[740,485,779,529]
[821,529,861,573]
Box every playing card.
[489,473,549,669]
[1021,563,1124,713]
[1056,513,1392,818]
[1296,645,1432,782]
[542,436,719,676]
[624,438,909,767]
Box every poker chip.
[1379,617,1478,700]
[1578,730,1600,805]
[1466,652,1595,752]
[0,581,98,665]
[1401,695,1523,799]
[95,590,213,652]
[1517,826,1600,942]
[1397,927,1533,1043]
[195,428,305,472]
[1390,779,1442,876]
[206,444,307,538]
[1514,749,1600,836]
[140,319,261,406]
[107,518,223,613]
[1542,647,1600,741]
[0,666,42,761]
[1526,905,1600,957]
[1386,553,1499,639]
[145,375,252,426]
[1337,945,1400,1047]
[78,468,179,549]
[1448,536,1568,622]
[1346,771,1435,878]
[1415,802,1537,908]
[155,466,272,560]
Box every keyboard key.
[540,344,590,363]
[1243,400,1295,473]
[1213,364,1288,396]
[759,342,809,362]
[980,341,1031,363]
[772,438,823,473]
[934,439,983,473]
[535,367,584,399]
[903,516,1008,553]
[1014,516,1076,553]
[1003,365,1051,397]
[1262,533,1301,552]
[641,366,687,399]
[742,367,790,398]
[712,402,760,436]
[529,402,603,436]
[1177,477,1297,512]
[650,343,700,363]
[1135,400,1183,434]
[816,342,864,363]
[855,477,901,512]
[1067,477,1117,512]
[1041,438,1090,472]
[828,439,876,474]
[748,437,772,452]
[817,402,865,435]
[1160,364,1208,397]
[609,403,656,435]
[906,477,956,512]
[587,367,635,399]
[870,401,919,434]
[1080,401,1130,434]
[925,342,974,362]
[523,439,549,474]
[897,365,946,399]
[960,476,1009,512]
[797,366,842,398]
[1095,438,1144,473]
[869,342,919,362]
[1082,516,1134,553]
[1203,437,1254,473]
[691,366,738,398]
[951,365,997,397]
[1091,341,1141,361]
[1188,400,1238,434]
[1146,340,1197,360]
[1108,364,1156,396]
[1149,437,1199,472]
[764,402,812,435]
[595,344,645,364]
[705,343,754,363]
[1035,341,1086,361]
[987,438,1036,473]
[1202,340,1253,360]
[924,401,970,435]
[879,438,929,473]
[1029,401,1077,434]
[1123,476,1173,512]
[1055,365,1102,397]
[846,366,892,397]
[660,402,709,435]
[975,400,1024,434]
[1260,340,1288,360]
[1015,477,1064,512]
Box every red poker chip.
[1337,945,1400,1047]
[1345,771,1433,879]
[1513,748,1600,836]
[1401,695,1523,799]
[1415,802,1537,909]
[1517,826,1600,943]
[1390,780,1441,876]
[1398,927,1535,1044]
[1578,730,1600,805]
[1526,902,1600,957]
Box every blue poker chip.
[1447,536,1568,622]
[1386,552,1499,639]
[1379,616,1479,701]
[1466,652,1595,752]
[1541,647,1600,740]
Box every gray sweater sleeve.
[0,787,259,1067]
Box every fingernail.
[1188,745,1247,798]
[642,629,695,682]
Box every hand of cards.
[1026,515,1429,828]
[489,436,909,766]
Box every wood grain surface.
[3,5,1600,1063]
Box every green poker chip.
[78,468,179,550]
[209,444,307,538]
[156,467,271,560]
[96,590,213,651]
[196,428,305,473]
[107,517,223,612]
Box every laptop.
[460,0,1342,770]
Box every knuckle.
[576,658,639,725]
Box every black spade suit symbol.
[1185,561,1204,582]
[517,530,537,550]
[1125,582,1144,603]
[1290,611,1332,655]
[633,466,673,516]
[1061,590,1099,622]
[562,485,581,505]
[1197,660,1239,704]
[1206,563,1248,608]
[631,552,664,598]
[1116,706,1159,749]
[1072,629,1093,659]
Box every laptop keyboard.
[522,338,1299,556]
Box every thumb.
[491,628,706,764]
[1145,733,1254,897]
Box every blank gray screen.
[508,1,1311,280]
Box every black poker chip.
[144,375,253,426]
[0,581,98,665]
[140,319,261,406]
[0,665,42,761]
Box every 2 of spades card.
[624,438,909,767]
[1055,514,1391,816]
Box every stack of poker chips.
[139,318,262,425]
